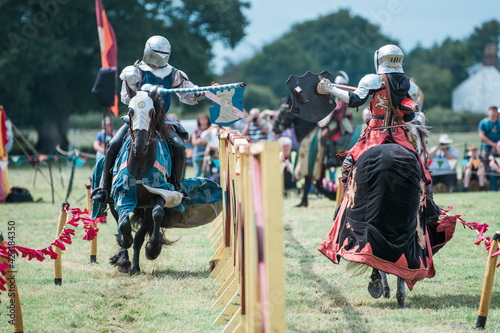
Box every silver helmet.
[143,36,171,68]
[334,70,349,85]
[374,44,404,74]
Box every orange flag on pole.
[95,0,119,116]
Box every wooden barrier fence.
[209,130,286,332]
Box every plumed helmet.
[143,36,171,68]
[334,70,349,85]
[374,44,404,74]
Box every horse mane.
[406,116,430,141]
[151,94,169,139]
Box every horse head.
[127,85,165,158]
[272,94,294,135]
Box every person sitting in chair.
[428,134,459,193]
[488,140,500,191]
[463,145,485,192]
[91,35,206,208]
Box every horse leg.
[130,212,151,274]
[380,271,391,298]
[396,277,406,309]
[117,216,133,249]
[109,248,131,274]
[295,177,310,207]
[145,196,166,260]
[368,268,383,298]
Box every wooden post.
[260,142,286,333]
[476,231,500,329]
[87,185,97,263]
[0,240,24,333]
[54,203,68,285]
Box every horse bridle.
[128,107,158,146]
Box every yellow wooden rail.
[209,130,286,332]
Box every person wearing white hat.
[428,134,459,192]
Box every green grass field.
[1,155,500,332]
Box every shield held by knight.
[285,70,337,123]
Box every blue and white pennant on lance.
[206,85,245,126]
[141,82,246,126]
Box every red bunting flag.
[95,0,119,116]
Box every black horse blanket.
[318,143,456,290]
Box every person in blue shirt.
[428,134,459,193]
[91,35,205,206]
[478,105,500,161]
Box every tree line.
[0,4,498,152]
[232,10,500,112]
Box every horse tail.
[130,209,144,231]
[149,229,180,247]
[345,261,371,276]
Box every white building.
[452,43,500,113]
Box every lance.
[141,82,246,95]
[331,83,357,92]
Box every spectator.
[463,145,485,192]
[93,116,115,161]
[191,113,211,177]
[241,108,270,142]
[260,108,279,141]
[488,140,500,191]
[428,134,459,193]
[478,105,500,162]
[278,136,297,195]
[200,124,220,183]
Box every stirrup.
[180,189,191,205]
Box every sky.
[210,0,500,74]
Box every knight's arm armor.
[172,70,206,105]
[318,74,383,108]
[119,64,141,105]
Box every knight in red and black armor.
[317,44,430,185]
[315,45,455,292]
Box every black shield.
[285,70,337,123]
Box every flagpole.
[141,82,246,95]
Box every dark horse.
[92,87,222,274]
[319,118,455,308]
[272,94,360,207]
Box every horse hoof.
[114,256,131,274]
[131,266,141,275]
[397,297,406,309]
[145,241,162,260]
[368,280,383,298]
[383,286,391,299]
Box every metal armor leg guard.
[91,124,129,204]
[168,130,190,204]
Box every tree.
[236,9,395,99]
[0,0,248,153]
[467,19,500,62]
[406,20,499,108]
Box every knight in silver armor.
[91,35,205,209]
